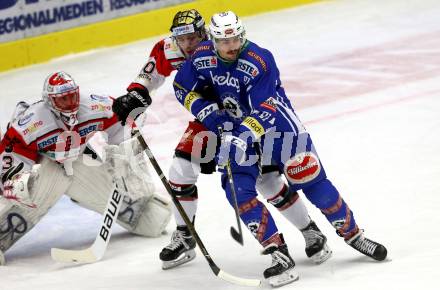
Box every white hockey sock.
[173,199,198,227]
[278,197,311,230]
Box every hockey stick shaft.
[51,176,128,263]
[217,126,244,245]
[136,133,260,287]
[225,160,244,245]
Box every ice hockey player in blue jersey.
[173,11,388,287]
[113,9,332,271]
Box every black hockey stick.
[224,160,244,245]
[217,126,244,246]
[135,132,260,287]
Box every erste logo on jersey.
[78,121,103,137]
[37,122,103,150]
[237,59,259,78]
[210,71,240,93]
[284,152,321,184]
[37,132,60,149]
[194,56,217,70]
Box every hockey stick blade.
[51,245,99,263]
[51,178,127,263]
[218,270,261,287]
[230,227,244,245]
[135,132,261,287]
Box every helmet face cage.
[170,9,206,39]
[209,11,246,48]
[43,71,80,116]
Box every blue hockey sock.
[302,178,358,239]
[238,197,281,246]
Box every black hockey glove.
[112,88,152,125]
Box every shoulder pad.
[163,37,185,60]
[78,94,113,122]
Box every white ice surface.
[1,0,440,289]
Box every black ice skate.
[159,226,196,270]
[301,220,332,264]
[346,229,387,261]
[262,240,299,287]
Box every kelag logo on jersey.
[210,71,240,93]
[237,59,259,78]
[194,56,217,70]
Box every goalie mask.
[42,71,80,127]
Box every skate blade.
[311,243,332,265]
[267,268,299,288]
[162,249,196,270]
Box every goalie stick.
[135,132,261,287]
[51,176,128,263]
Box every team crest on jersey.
[237,59,259,78]
[194,56,217,70]
[247,220,260,237]
[222,94,243,118]
[284,152,321,184]
[17,113,34,126]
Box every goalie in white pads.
[0,71,171,265]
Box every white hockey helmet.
[209,11,246,44]
[42,71,80,127]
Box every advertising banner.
[0,0,191,42]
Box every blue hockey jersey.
[173,40,306,144]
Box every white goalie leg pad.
[118,137,172,237]
[65,138,171,237]
[0,157,71,260]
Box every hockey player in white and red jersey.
[0,71,171,265]
[112,9,331,270]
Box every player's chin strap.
[133,128,260,287]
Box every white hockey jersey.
[127,36,185,94]
[0,94,126,178]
